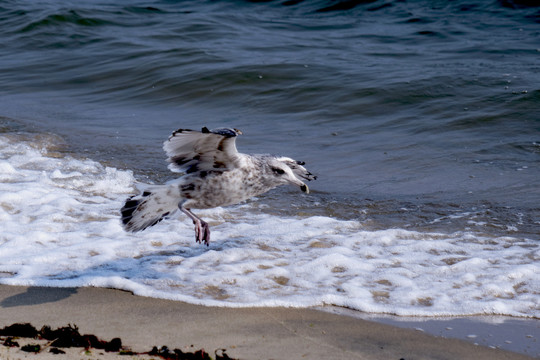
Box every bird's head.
[266,157,316,193]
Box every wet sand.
[0,285,535,359]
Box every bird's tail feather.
[121,185,180,232]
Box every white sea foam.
[0,134,538,318]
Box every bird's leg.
[179,205,210,246]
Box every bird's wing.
[163,127,243,173]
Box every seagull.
[121,127,316,246]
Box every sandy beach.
[0,285,536,360]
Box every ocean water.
[0,0,539,318]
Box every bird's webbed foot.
[193,218,210,246]
[180,205,210,246]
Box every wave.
[0,132,537,318]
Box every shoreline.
[0,285,537,359]
[320,306,539,357]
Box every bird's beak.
[288,177,309,194]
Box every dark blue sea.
[1,0,539,236]
[0,0,539,334]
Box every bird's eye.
[272,167,285,175]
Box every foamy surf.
[0,134,538,318]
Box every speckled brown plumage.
[121,127,316,246]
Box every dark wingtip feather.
[120,194,171,233]
[120,197,140,228]
[169,128,194,139]
[209,127,241,138]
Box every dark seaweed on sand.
[40,324,123,351]
[0,323,121,351]
[0,323,38,338]
[2,337,19,347]
[0,322,237,359]
[148,346,236,360]
[21,343,41,353]
[149,345,211,360]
